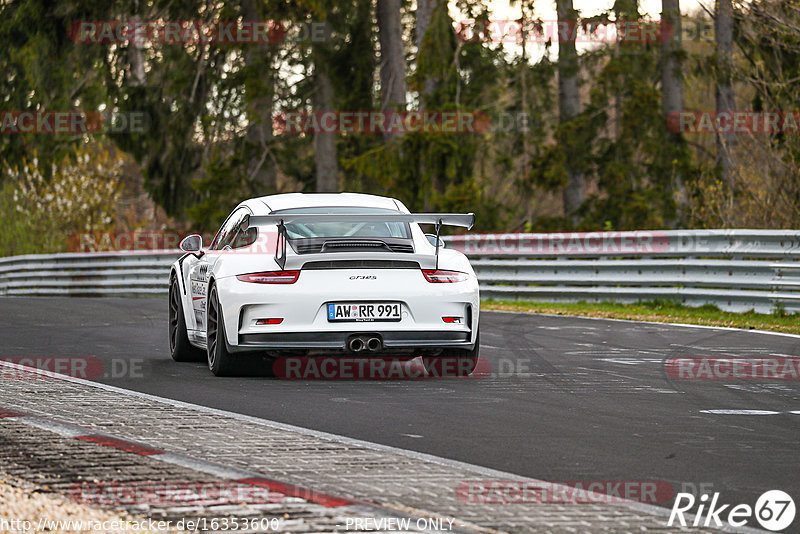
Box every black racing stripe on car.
[177,253,190,294]
[301,260,421,270]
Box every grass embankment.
[482,299,800,335]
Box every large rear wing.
[244,213,475,230]
[242,212,476,269]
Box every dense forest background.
[1,0,799,255]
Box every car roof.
[242,193,407,215]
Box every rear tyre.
[207,284,239,376]
[169,276,205,362]
[422,329,480,377]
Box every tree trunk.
[519,1,530,213]
[313,23,338,192]
[377,0,407,141]
[661,0,685,219]
[661,0,683,117]
[127,14,146,87]
[715,0,736,215]
[415,0,433,53]
[416,0,436,109]
[415,0,436,204]
[556,0,584,224]
[241,0,276,192]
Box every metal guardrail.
[444,229,800,314]
[0,230,798,313]
[0,251,179,297]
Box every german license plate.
[327,302,401,322]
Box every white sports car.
[169,193,480,377]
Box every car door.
[188,207,249,333]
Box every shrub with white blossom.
[6,145,123,235]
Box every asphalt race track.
[2,297,799,518]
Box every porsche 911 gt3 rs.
[168,193,480,377]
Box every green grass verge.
[482,299,800,335]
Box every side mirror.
[179,234,204,256]
[425,234,446,249]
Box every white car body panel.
[170,193,479,355]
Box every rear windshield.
[272,207,411,239]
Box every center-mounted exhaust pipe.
[347,335,382,353]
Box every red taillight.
[422,269,468,283]
[442,316,462,323]
[256,318,283,325]
[236,271,299,284]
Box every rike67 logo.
[669,490,796,531]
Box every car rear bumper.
[215,268,480,351]
[234,330,472,352]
